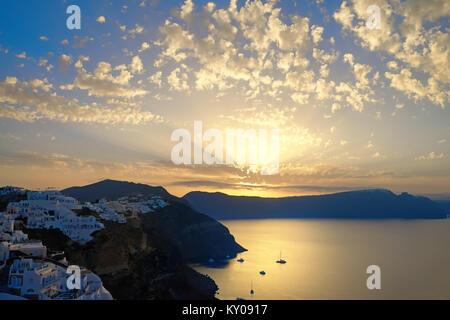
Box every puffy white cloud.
[311,25,324,44]
[0,77,161,124]
[38,58,48,67]
[291,92,309,104]
[319,64,330,78]
[129,55,144,74]
[96,16,106,23]
[386,61,399,70]
[139,42,150,53]
[385,69,448,108]
[331,103,341,113]
[58,56,149,98]
[58,54,72,71]
[333,1,355,29]
[313,48,339,64]
[168,67,189,91]
[156,0,330,103]
[343,53,354,66]
[128,24,144,35]
[415,152,446,160]
[333,0,449,108]
[15,52,26,59]
[23,78,53,92]
[180,0,194,21]
[149,71,163,88]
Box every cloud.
[171,179,375,194]
[58,54,72,71]
[385,69,448,108]
[149,71,163,88]
[387,61,399,70]
[0,150,404,195]
[168,67,189,91]
[333,1,355,29]
[138,42,150,53]
[152,0,385,114]
[66,57,148,98]
[331,103,341,113]
[38,58,48,67]
[128,24,145,36]
[23,78,53,92]
[291,93,309,104]
[15,52,26,59]
[311,25,324,44]
[333,0,450,108]
[156,0,318,98]
[129,55,144,74]
[0,77,161,125]
[96,16,106,23]
[72,36,94,49]
[415,152,446,160]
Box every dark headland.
[183,189,447,220]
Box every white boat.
[276,251,287,264]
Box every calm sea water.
[193,219,450,300]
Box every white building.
[4,198,104,243]
[0,186,24,196]
[9,241,47,258]
[8,258,66,299]
[0,216,14,234]
[8,258,113,300]
[92,200,127,224]
[126,198,169,214]
[27,190,59,201]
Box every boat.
[259,271,266,275]
[250,281,254,295]
[237,258,244,263]
[276,251,287,264]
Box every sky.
[0,0,448,198]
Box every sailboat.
[276,251,287,264]
[250,280,254,295]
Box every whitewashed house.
[8,258,113,300]
[9,241,47,258]
[8,258,65,299]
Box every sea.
[192,219,450,300]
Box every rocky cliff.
[23,216,220,300]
